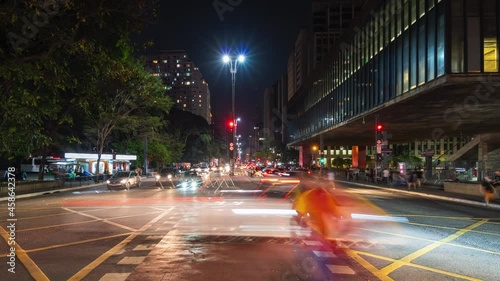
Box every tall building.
[309,0,364,71]
[288,28,309,101]
[145,50,212,123]
[286,0,500,176]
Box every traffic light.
[228,120,234,131]
[376,124,383,141]
[376,124,383,132]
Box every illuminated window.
[483,0,497,73]
[176,64,181,68]
[183,104,186,108]
[186,81,191,85]
[162,60,167,63]
[153,60,158,64]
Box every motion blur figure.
[293,183,351,239]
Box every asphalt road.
[0,173,499,281]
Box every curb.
[336,180,500,210]
[0,182,105,202]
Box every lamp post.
[222,54,245,175]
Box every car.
[106,171,141,190]
[179,170,203,189]
[155,167,183,188]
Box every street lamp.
[222,53,245,175]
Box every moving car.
[155,167,183,188]
[106,171,141,190]
[180,170,203,189]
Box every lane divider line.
[67,210,170,281]
[0,226,50,280]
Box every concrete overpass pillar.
[299,146,312,169]
[352,146,367,169]
[327,146,332,168]
[478,140,488,179]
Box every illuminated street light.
[222,52,246,175]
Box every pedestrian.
[480,176,497,205]
[416,169,426,189]
[493,170,500,186]
[407,171,416,190]
[383,168,390,184]
[364,169,371,182]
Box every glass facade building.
[288,0,498,144]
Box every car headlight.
[191,181,198,188]
[181,182,188,188]
[155,175,160,180]
[106,180,110,184]
[120,179,127,184]
[167,174,172,179]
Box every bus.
[21,156,61,173]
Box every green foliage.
[0,0,159,161]
[332,157,350,169]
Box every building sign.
[65,153,137,161]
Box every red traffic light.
[376,124,383,131]
[228,121,234,128]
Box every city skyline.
[137,0,312,136]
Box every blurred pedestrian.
[407,171,417,190]
[493,170,500,186]
[416,169,426,189]
[383,168,390,184]
[480,176,497,205]
[293,185,350,237]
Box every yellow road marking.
[380,219,489,275]
[343,248,394,281]
[406,221,500,237]
[29,233,131,254]
[358,227,500,256]
[0,226,49,280]
[353,250,483,281]
[62,207,137,232]
[386,214,476,220]
[17,210,163,233]
[67,210,170,281]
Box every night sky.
[138,0,312,137]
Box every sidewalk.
[335,177,500,210]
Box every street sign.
[420,149,434,157]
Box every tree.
[166,109,224,164]
[0,0,160,175]
[81,44,171,181]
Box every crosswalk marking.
[133,244,156,251]
[313,250,336,258]
[117,256,146,265]
[145,235,164,240]
[326,264,356,274]
[99,273,130,281]
[303,240,323,246]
